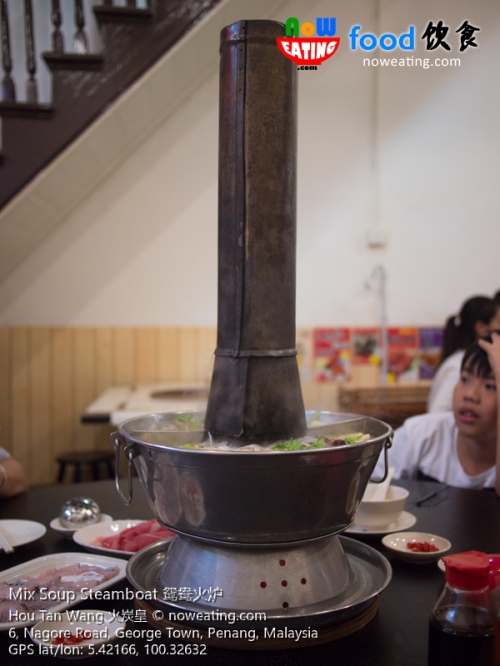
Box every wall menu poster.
[418,327,443,379]
[351,328,381,365]
[387,327,419,382]
[313,328,351,382]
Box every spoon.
[371,466,395,502]
[59,497,100,529]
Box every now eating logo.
[277,17,340,66]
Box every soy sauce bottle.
[428,551,494,666]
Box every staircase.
[0,0,222,210]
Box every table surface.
[1,478,499,665]
[81,384,208,425]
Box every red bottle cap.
[488,554,500,590]
[442,551,490,590]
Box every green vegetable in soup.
[176,413,194,424]
[176,432,370,452]
[175,413,205,431]
[271,438,303,451]
[272,437,326,451]
[344,434,363,444]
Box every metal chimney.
[205,20,306,440]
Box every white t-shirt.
[427,350,465,413]
[373,411,496,489]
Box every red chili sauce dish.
[407,541,439,553]
[51,631,90,645]
[381,532,451,562]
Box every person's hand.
[478,331,500,379]
[0,457,29,498]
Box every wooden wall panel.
[351,365,381,388]
[157,328,180,382]
[0,325,392,487]
[179,327,198,383]
[11,328,30,476]
[113,328,135,385]
[51,328,74,468]
[197,327,216,385]
[301,381,339,412]
[135,328,158,384]
[74,329,97,452]
[96,328,113,394]
[0,327,10,451]
[29,328,52,485]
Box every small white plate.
[30,609,126,659]
[50,514,113,538]
[0,552,127,630]
[74,519,173,558]
[345,510,417,535]
[0,519,46,548]
[382,531,451,563]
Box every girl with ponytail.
[428,296,500,412]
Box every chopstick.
[415,485,450,506]
[0,529,14,554]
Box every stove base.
[126,536,391,631]
[156,533,353,610]
[134,597,379,650]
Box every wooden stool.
[56,450,114,484]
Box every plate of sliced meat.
[73,519,175,557]
[0,552,126,629]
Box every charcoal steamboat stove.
[116,410,392,634]
[113,20,392,640]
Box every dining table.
[0,477,499,665]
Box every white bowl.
[30,610,125,659]
[355,485,409,528]
[382,531,451,563]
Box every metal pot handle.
[370,433,393,483]
[111,432,136,505]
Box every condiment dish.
[50,514,113,538]
[382,531,451,563]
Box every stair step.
[93,6,154,23]
[0,102,54,120]
[42,53,105,72]
[0,0,223,210]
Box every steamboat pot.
[112,411,392,544]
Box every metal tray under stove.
[126,536,391,631]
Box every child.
[375,332,500,494]
[428,296,500,413]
